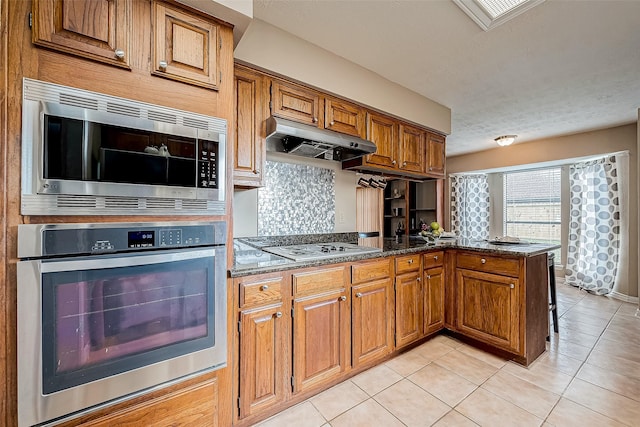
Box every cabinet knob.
[509,284,515,289]
[427,275,431,279]
[339,295,347,302]
[408,259,413,264]
[434,255,438,261]
[254,169,260,175]
[260,285,269,291]
[429,167,433,171]
[417,277,421,282]
[159,60,168,70]
[403,161,407,166]
[330,120,335,126]
[114,49,125,60]
[392,160,397,165]
[355,292,363,298]
[481,258,486,264]
[312,117,318,123]
[275,311,283,318]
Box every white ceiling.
[252,0,640,156]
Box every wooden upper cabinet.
[324,97,366,138]
[152,1,219,90]
[364,112,397,169]
[426,132,446,177]
[32,0,131,68]
[271,80,322,126]
[398,123,425,173]
[234,66,268,187]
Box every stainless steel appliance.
[262,242,382,262]
[17,221,227,427]
[265,116,377,161]
[21,78,226,216]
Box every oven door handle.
[38,248,217,273]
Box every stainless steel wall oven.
[17,221,227,426]
[21,78,226,216]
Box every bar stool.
[548,252,559,335]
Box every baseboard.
[609,291,639,304]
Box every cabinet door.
[78,377,219,427]
[365,112,397,168]
[271,80,322,126]
[32,0,130,68]
[153,1,219,89]
[423,266,445,335]
[292,289,349,393]
[426,132,446,177]
[395,272,421,348]
[325,97,366,138]
[352,278,394,368]
[456,269,520,352]
[234,66,267,187]
[239,303,286,419]
[398,124,425,173]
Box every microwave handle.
[38,247,217,274]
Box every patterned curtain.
[450,174,490,240]
[565,155,621,295]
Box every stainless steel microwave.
[21,78,226,216]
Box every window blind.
[503,168,561,258]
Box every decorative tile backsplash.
[258,161,335,236]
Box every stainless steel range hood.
[265,116,377,161]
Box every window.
[503,168,561,258]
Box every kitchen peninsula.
[229,235,558,426]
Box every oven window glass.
[43,115,219,188]
[41,256,214,394]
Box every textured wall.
[258,161,335,235]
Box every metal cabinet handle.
[260,285,269,291]
[339,295,347,301]
[254,169,260,175]
[330,120,335,126]
[509,284,515,289]
[434,255,438,261]
[275,311,282,318]
[427,274,431,279]
[392,160,397,165]
[159,60,168,70]
[417,277,421,282]
[312,117,318,123]
[115,49,125,60]
[408,259,413,264]
[481,258,486,264]
[355,292,363,298]
[429,167,433,171]
[403,161,407,166]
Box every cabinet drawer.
[293,267,346,296]
[456,253,520,277]
[395,254,421,274]
[423,251,444,269]
[240,277,283,308]
[352,258,392,284]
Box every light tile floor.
[254,280,640,426]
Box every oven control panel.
[18,222,227,258]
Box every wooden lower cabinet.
[292,288,350,393]
[63,375,219,427]
[395,271,421,347]
[238,303,286,418]
[351,278,394,367]
[456,268,520,352]
[423,266,445,335]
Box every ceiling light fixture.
[495,135,517,146]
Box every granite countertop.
[229,234,560,278]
